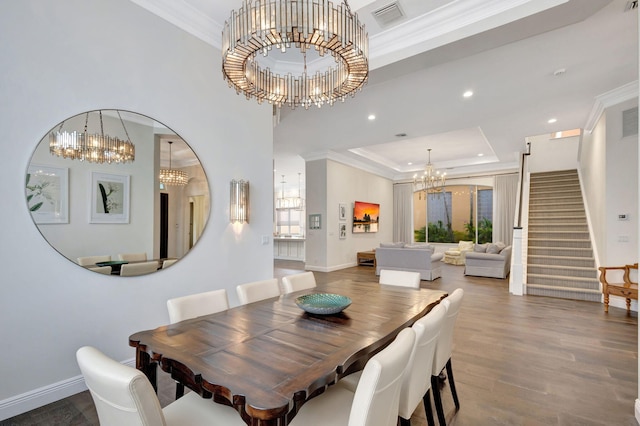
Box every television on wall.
[353,201,379,233]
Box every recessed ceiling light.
[477,153,484,157]
[548,118,557,124]
[395,133,407,137]
[407,162,413,165]
[463,90,473,98]
[368,114,376,120]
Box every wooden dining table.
[129,279,447,425]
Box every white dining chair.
[76,346,244,426]
[77,255,111,266]
[117,252,147,262]
[87,265,112,275]
[166,288,230,399]
[379,269,421,288]
[236,278,280,305]
[281,271,316,294]
[162,258,178,269]
[431,288,464,426]
[119,261,159,277]
[339,304,447,426]
[167,289,230,324]
[289,328,416,426]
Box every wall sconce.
[230,179,249,223]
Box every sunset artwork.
[352,201,379,233]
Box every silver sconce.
[230,179,249,223]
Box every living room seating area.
[375,242,443,281]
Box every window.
[413,185,492,243]
[276,208,303,236]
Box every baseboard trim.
[608,295,639,312]
[0,357,136,421]
[305,262,357,272]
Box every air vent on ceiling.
[625,0,638,11]
[622,107,638,137]
[372,2,405,27]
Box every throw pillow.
[486,243,501,254]
[404,243,432,250]
[459,240,474,251]
[495,242,506,252]
[474,244,487,253]
[380,242,404,248]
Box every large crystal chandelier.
[159,141,188,186]
[49,110,135,164]
[222,0,368,110]
[414,149,446,196]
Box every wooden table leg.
[136,349,158,393]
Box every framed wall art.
[338,203,347,221]
[90,172,130,223]
[309,214,321,230]
[339,223,347,239]
[352,201,379,233]
[26,164,69,224]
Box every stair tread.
[527,273,598,282]
[527,264,596,270]
[528,254,595,261]
[526,284,601,294]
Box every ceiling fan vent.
[622,107,638,137]
[625,0,638,11]
[372,2,405,27]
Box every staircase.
[526,170,601,302]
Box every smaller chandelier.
[49,110,135,164]
[222,0,369,109]
[275,173,305,210]
[159,141,188,186]
[414,149,446,196]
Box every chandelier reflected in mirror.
[49,110,135,164]
[159,141,188,186]
[414,149,446,198]
[222,0,368,109]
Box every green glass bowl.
[295,293,352,315]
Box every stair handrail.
[516,142,531,228]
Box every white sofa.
[375,243,444,281]
[464,243,512,279]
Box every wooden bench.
[599,263,638,314]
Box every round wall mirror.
[26,110,210,276]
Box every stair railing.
[509,142,531,296]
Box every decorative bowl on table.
[295,293,352,315]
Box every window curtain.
[393,183,414,243]
[493,174,518,244]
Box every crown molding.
[370,0,568,68]
[301,150,397,180]
[584,80,639,133]
[129,0,222,48]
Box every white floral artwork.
[26,165,69,224]
[90,172,130,223]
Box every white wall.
[604,99,639,264]
[304,160,329,269]
[580,114,608,265]
[528,135,580,173]
[0,0,273,418]
[305,159,393,271]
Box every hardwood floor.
[3,261,637,425]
